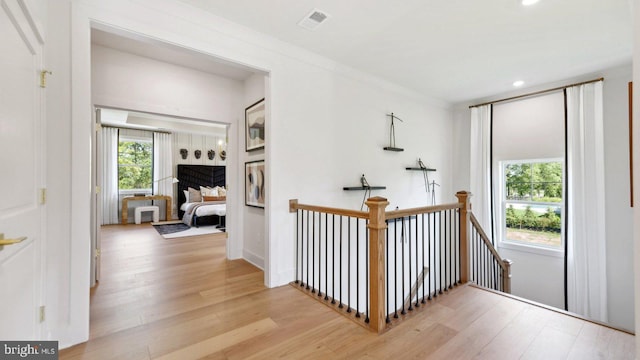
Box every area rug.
[152,221,222,239]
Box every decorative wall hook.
[220,150,227,161]
[194,150,202,159]
[207,149,215,160]
[179,148,188,159]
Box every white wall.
[242,73,266,268]
[92,44,244,122]
[42,0,455,347]
[452,64,635,331]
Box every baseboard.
[242,249,264,270]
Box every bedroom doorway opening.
[89,24,270,303]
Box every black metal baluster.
[414,214,420,308]
[439,211,443,295]
[394,218,399,318]
[347,217,352,313]
[428,212,433,300]
[456,209,460,285]
[306,210,310,289]
[295,209,300,284]
[312,211,316,293]
[408,216,413,311]
[433,212,438,297]
[421,213,426,304]
[323,213,327,296]
[386,224,390,323]
[444,210,448,292]
[332,214,336,304]
[401,218,406,315]
[356,219,360,318]
[449,209,453,289]
[366,219,370,323]
[339,216,343,308]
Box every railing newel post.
[365,196,389,334]
[502,258,513,294]
[455,191,471,284]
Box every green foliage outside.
[118,140,152,190]
[505,205,561,233]
[505,162,562,201]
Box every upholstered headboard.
[177,164,226,216]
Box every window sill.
[498,241,564,258]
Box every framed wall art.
[245,160,265,208]
[245,98,265,151]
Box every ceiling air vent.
[298,9,330,30]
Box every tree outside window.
[118,140,152,190]
[503,160,563,248]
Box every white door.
[0,0,45,340]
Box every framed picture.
[245,98,265,151]
[245,160,265,208]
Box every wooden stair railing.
[289,191,511,334]
[469,212,513,293]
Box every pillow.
[203,196,226,202]
[215,186,227,197]
[188,187,202,202]
[183,190,190,203]
[200,186,218,197]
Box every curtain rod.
[468,77,604,109]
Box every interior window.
[502,160,564,249]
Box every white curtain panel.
[566,81,607,322]
[101,127,119,225]
[469,105,493,234]
[153,132,174,198]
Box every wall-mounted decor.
[245,160,265,208]
[194,150,202,159]
[383,112,405,152]
[220,150,227,161]
[179,148,188,159]
[207,149,215,160]
[246,98,265,152]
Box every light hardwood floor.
[60,224,635,359]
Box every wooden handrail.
[289,199,369,219]
[469,212,507,271]
[469,212,512,293]
[384,202,462,220]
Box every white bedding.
[180,202,226,217]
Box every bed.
[177,164,226,228]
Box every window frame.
[498,158,565,256]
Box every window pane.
[503,160,563,248]
[118,140,152,190]
[505,202,562,247]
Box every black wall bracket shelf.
[383,147,404,152]
[343,186,386,191]
[406,167,436,171]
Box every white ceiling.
[177,0,633,103]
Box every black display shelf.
[406,167,436,171]
[343,186,386,191]
[383,147,404,152]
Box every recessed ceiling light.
[513,80,525,87]
[522,0,539,6]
